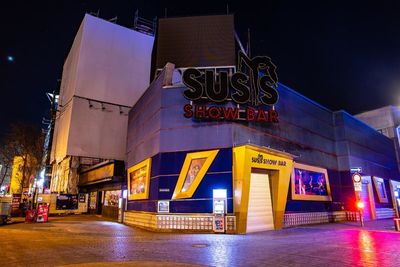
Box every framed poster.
[372,177,388,203]
[127,158,152,200]
[291,162,332,201]
[56,194,78,210]
[172,149,219,199]
[158,200,170,213]
[78,193,86,203]
[89,192,97,209]
[104,190,120,207]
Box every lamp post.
[356,199,365,227]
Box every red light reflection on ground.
[344,229,399,266]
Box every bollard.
[394,218,400,232]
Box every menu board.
[56,194,78,210]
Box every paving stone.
[0,215,399,267]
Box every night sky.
[1,1,400,137]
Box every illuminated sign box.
[127,158,152,201]
[158,201,170,213]
[182,51,279,123]
[291,162,332,201]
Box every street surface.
[0,215,399,267]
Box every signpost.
[350,167,362,173]
[352,173,362,192]
[352,172,364,227]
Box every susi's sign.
[182,51,279,123]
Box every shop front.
[232,145,294,233]
[391,180,400,217]
[124,143,342,234]
[122,14,400,232]
[122,65,400,233]
[79,160,125,220]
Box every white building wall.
[51,14,154,164]
[76,14,154,106]
[355,106,395,138]
[67,97,130,160]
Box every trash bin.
[0,201,11,225]
[394,218,400,232]
[25,209,36,223]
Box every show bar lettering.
[181,51,280,124]
[252,154,286,166]
[183,104,279,123]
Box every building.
[49,14,154,219]
[122,15,400,234]
[355,106,400,169]
[355,105,400,217]
[48,13,400,232]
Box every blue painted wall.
[126,69,400,214]
[127,148,233,213]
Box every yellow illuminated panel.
[10,156,24,194]
[233,145,294,233]
[291,162,332,201]
[127,158,152,200]
[172,150,219,199]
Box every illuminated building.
[49,13,154,219]
[355,105,400,217]
[123,15,400,233]
[50,13,400,231]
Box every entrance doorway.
[96,191,103,215]
[395,188,400,216]
[360,183,373,220]
[360,177,375,221]
[246,170,274,232]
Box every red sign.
[25,209,37,223]
[182,51,280,124]
[36,203,49,223]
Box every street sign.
[351,167,362,173]
[352,172,362,192]
[354,183,362,192]
[352,173,362,183]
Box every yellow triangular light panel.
[172,149,219,200]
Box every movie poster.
[129,166,147,195]
[181,158,206,192]
[128,158,151,200]
[292,163,331,201]
[294,168,328,196]
[104,190,120,207]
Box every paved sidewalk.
[297,218,399,232]
[1,215,399,266]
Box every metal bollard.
[394,218,400,231]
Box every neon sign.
[182,51,279,123]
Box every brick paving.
[0,215,399,267]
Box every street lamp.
[356,200,365,227]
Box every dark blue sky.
[1,1,400,136]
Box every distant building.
[355,106,400,171]
[49,14,154,218]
